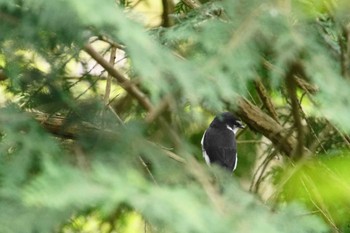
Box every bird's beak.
[237,121,245,129]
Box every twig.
[254,79,279,123]
[295,210,320,217]
[161,148,186,163]
[235,97,298,156]
[250,149,277,193]
[84,44,185,154]
[181,0,201,9]
[294,77,318,94]
[249,112,296,193]
[0,70,7,81]
[329,123,350,150]
[285,62,305,160]
[84,44,155,112]
[340,23,350,79]
[250,127,295,193]
[104,47,116,106]
[145,94,172,123]
[139,156,158,185]
[161,0,175,27]
[305,88,350,153]
[237,140,266,145]
[108,105,125,126]
[96,35,126,50]
[33,111,187,165]
[307,121,332,155]
[301,174,339,231]
[131,0,143,8]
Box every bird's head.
[211,112,244,132]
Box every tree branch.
[84,44,186,151]
[294,77,318,94]
[161,0,175,27]
[285,62,305,160]
[84,44,155,112]
[307,123,332,155]
[254,79,279,123]
[34,112,96,139]
[96,35,126,50]
[182,0,201,9]
[235,97,297,156]
[104,47,116,105]
[145,94,172,123]
[33,111,186,163]
[340,23,350,79]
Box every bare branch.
[161,0,175,27]
[340,23,350,79]
[254,79,279,123]
[182,0,201,9]
[294,77,318,94]
[139,156,159,185]
[104,47,117,105]
[34,112,97,139]
[33,111,187,164]
[84,44,155,112]
[235,97,298,156]
[145,94,172,123]
[0,70,7,81]
[308,123,333,155]
[285,62,305,160]
[96,35,126,50]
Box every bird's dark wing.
[203,146,237,171]
[203,127,237,171]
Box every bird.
[201,112,244,172]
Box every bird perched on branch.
[201,112,244,172]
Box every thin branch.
[34,112,97,139]
[159,147,186,163]
[145,94,172,123]
[139,156,158,185]
[250,128,295,193]
[0,70,7,81]
[294,77,319,94]
[96,35,126,50]
[235,97,298,156]
[33,111,186,164]
[340,23,350,79]
[161,0,175,27]
[250,149,276,193]
[285,62,305,160]
[237,140,266,145]
[84,44,185,152]
[301,175,339,231]
[104,47,117,105]
[181,0,201,9]
[329,123,350,150]
[254,79,279,123]
[84,44,155,112]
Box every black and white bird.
[201,112,244,172]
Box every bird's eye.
[235,121,244,128]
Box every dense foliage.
[0,0,350,232]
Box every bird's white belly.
[201,130,211,165]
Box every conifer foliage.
[0,0,349,232]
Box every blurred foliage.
[0,0,350,232]
[280,155,350,232]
